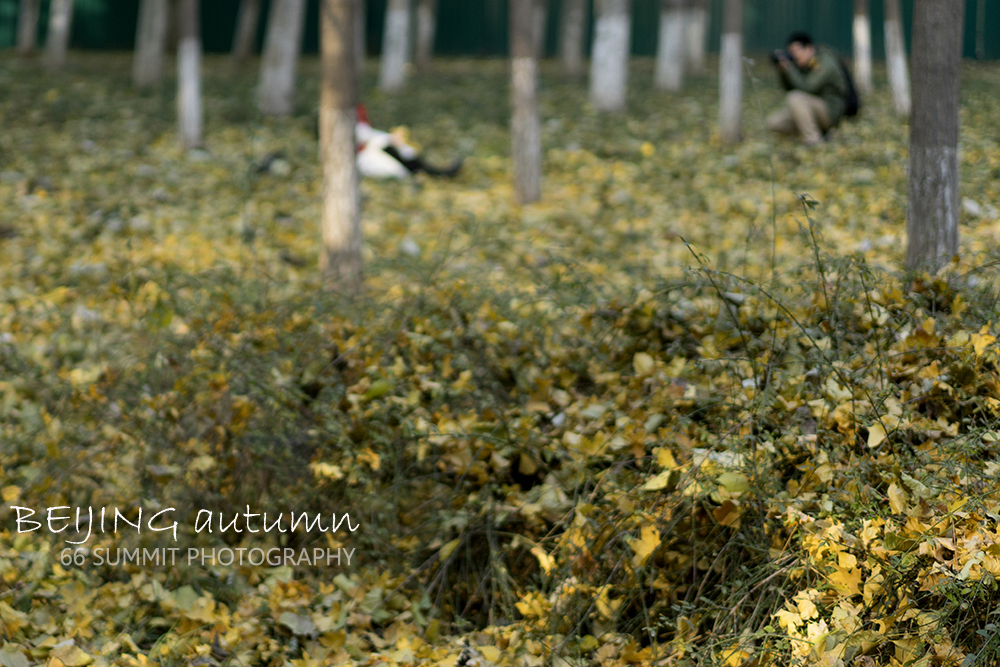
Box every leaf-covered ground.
[3,53,1000,667]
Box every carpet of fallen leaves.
[3,52,1000,667]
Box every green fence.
[0,0,997,60]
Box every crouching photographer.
[766,31,854,146]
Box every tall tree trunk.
[685,0,708,74]
[884,0,910,115]
[532,0,548,59]
[511,0,542,204]
[378,0,410,92]
[414,0,437,72]
[905,0,963,272]
[45,0,75,71]
[852,0,872,94]
[589,0,632,112]
[718,0,742,144]
[134,0,169,89]
[559,0,585,77]
[177,0,202,150]
[320,0,361,292]
[654,0,685,91]
[16,0,40,56]
[231,0,262,66]
[258,0,308,116]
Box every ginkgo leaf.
[714,501,741,528]
[829,566,862,596]
[716,472,749,494]
[529,545,555,575]
[721,645,751,667]
[362,379,393,401]
[971,328,996,357]
[887,483,908,514]
[49,645,93,667]
[279,612,318,637]
[309,462,345,479]
[0,647,29,667]
[477,646,500,663]
[867,422,887,448]
[642,471,673,491]
[656,447,679,469]
[439,539,461,561]
[633,352,655,376]
[629,524,661,568]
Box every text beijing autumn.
[8,506,360,544]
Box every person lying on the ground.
[766,31,850,146]
[355,105,463,179]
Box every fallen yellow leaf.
[629,523,660,568]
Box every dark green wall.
[1,0,997,60]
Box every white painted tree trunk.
[16,0,40,56]
[134,0,169,89]
[45,0,75,71]
[718,0,743,144]
[231,0,262,65]
[852,0,872,94]
[685,0,708,74]
[414,0,437,72]
[589,0,632,113]
[511,0,541,204]
[905,0,962,272]
[532,0,548,59]
[379,0,411,92]
[559,0,586,77]
[884,0,910,116]
[320,0,362,292]
[654,0,685,91]
[177,0,202,150]
[258,0,307,116]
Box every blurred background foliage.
[0,0,997,60]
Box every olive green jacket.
[780,48,850,123]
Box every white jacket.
[356,118,418,179]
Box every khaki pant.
[766,91,832,145]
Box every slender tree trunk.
[231,0,262,66]
[414,0,437,72]
[45,0,75,71]
[685,0,708,74]
[258,0,308,116]
[177,0,202,150]
[718,0,742,144]
[511,0,542,204]
[589,0,632,112]
[532,0,548,59]
[320,0,362,292]
[134,0,169,89]
[884,0,910,115]
[16,0,40,56]
[905,0,963,272]
[654,0,686,91]
[379,0,411,92]
[559,0,585,77]
[354,0,366,77]
[852,0,873,95]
